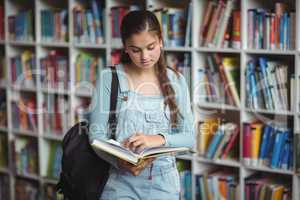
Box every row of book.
[75,97,91,123]
[0,90,6,127]
[11,96,37,133]
[297,134,300,173]
[247,3,296,50]
[177,160,192,200]
[75,52,104,86]
[195,170,239,200]
[245,174,291,200]
[243,121,293,170]
[152,4,192,47]
[197,119,239,160]
[43,94,70,135]
[0,133,8,168]
[73,0,105,44]
[110,5,142,45]
[197,54,240,106]
[13,137,39,176]
[245,57,291,111]
[15,178,39,200]
[166,52,191,88]
[0,5,4,40]
[8,10,34,41]
[41,9,68,42]
[0,56,5,84]
[40,50,69,90]
[11,50,36,88]
[0,174,10,200]
[46,141,62,180]
[199,0,241,49]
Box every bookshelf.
[0,0,299,199]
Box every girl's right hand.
[117,158,155,176]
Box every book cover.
[91,139,190,165]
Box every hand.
[117,157,155,176]
[123,133,165,153]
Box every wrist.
[157,134,166,146]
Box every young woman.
[89,10,195,200]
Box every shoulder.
[166,67,187,87]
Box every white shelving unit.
[0,0,299,199]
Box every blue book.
[258,57,273,109]
[205,127,225,159]
[271,130,287,168]
[258,124,272,165]
[91,0,103,43]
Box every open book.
[91,139,190,165]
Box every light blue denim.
[88,64,195,200]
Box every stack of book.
[196,54,240,106]
[199,0,240,49]
[197,120,239,160]
[166,52,191,87]
[0,90,6,127]
[243,121,293,170]
[11,96,37,132]
[43,94,69,136]
[177,160,192,200]
[0,175,10,199]
[10,50,36,88]
[245,57,292,111]
[41,9,68,42]
[247,3,295,50]
[153,3,192,47]
[73,0,105,44]
[14,137,39,176]
[15,178,40,199]
[74,97,91,123]
[75,52,104,86]
[0,5,4,40]
[40,50,69,90]
[110,5,142,45]
[46,141,62,180]
[245,174,291,200]
[0,133,8,168]
[195,170,239,200]
[8,10,34,41]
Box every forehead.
[125,31,159,47]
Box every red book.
[243,123,252,165]
[221,126,239,159]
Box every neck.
[124,63,156,78]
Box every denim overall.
[88,64,195,200]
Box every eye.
[147,44,155,50]
[131,48,140,53]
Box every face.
[124,30,163,69]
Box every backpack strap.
[108,66,119,140]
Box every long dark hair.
[120,10,182,128]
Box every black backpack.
[56,67,119,200]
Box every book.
[91,139,190,165]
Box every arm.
[89,68,119,169]
[160,73,196,148]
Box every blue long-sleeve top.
[88,64,195,168]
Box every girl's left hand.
[123,133,165,152]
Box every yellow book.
[75,54,82,83]
[197,117,220,155]
[250,122,263,166]
[271,185,284,200]
[222,57,240,107]
[21,50,34,87]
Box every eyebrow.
[128,41,156,49]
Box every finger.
[122,139,130,149]
[130,140,145,152]
[128,135,141,143]
[135,144,147,153]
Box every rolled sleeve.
[89,69,119,169]
[160,73,196,148]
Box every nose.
[141,50,149,61]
